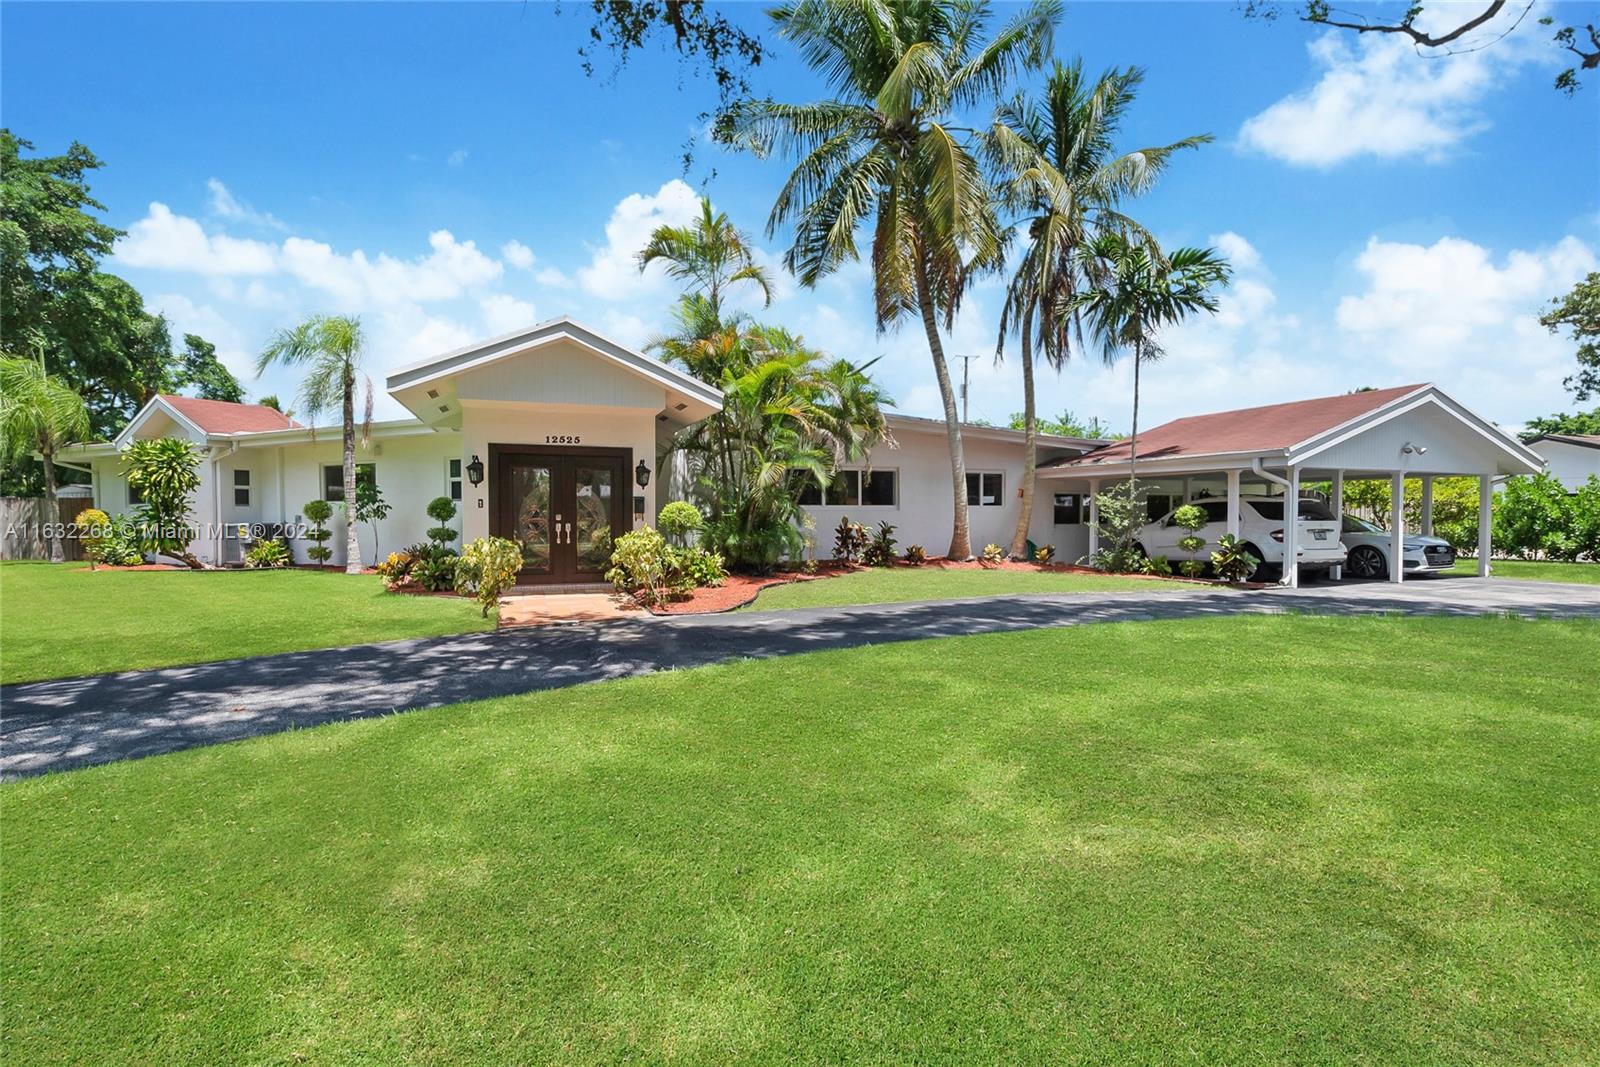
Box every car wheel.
[1347,545,1387,580]
[1238,543,1270,582]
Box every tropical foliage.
[989,58,1209,556]
[0,355,89,561]
[606,526,727,606]
[1495,473,1600,561]
[244,538,291,569]
[1522,407,1600,440]
[258,314,370,573]
[453,536,521,618]
[721,0,1058,559]
[1541,272,1600,401]
[120,436,203,568]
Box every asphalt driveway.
[4,575,1597,779]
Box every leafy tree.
[638,195,772,323]
[0,356,89,562]
[257,315,371,573]
[1494,473,1599,560]
[721,0,1057,559]
[177,334,244,403]
[1065,234,1230,487]
[355,477,391,562]
[1540,273,1600,401]
[121,436,204,569]
[1006,409,1122,439]
[988,58,1209,557]
[1522,407,1600,441]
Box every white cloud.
[206,179,285,231]
[150,292,255,378]
[1210,231,1261,271]
[447,148,469,168]
[1238,10,1544,167]
[116,202,278,276]
[501,240,536,270]
[577,179,700,300]
[480,293,536,335]
[535,266,574,289]
[280,229,503,308]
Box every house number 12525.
[545,434,580,444]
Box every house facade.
[62,317,1540,586]
[1525,433,1600,491]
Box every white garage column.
[1478,474,1493,577]
[1390,472,1405,584]
[1226,469,1241,539]
[1330,469,1345,580]
[1087,478,1101,562]
[1420,475,1435,536]
[1282,467,1300,588]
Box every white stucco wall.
[1532,439,1600,490]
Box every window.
[1248,498,1336,522]
[1145,493,1181,523]
[797,469,897,507]
[233,469,251,508]
[447,458,463,502]
[966,471,1003,506]
[128,482,143,506]
[324,463,376,502]
[1052,493,1082,525]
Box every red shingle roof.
[1064,384,1426,466]
[158,395,301,434]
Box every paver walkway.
[3,576,1596,778]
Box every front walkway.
[4,576,1596,779]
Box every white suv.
[1135,495,1347,580]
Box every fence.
[1,496,93,561]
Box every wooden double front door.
[490,444,630,584]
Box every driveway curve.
[4,576,1596,778]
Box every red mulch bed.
[644,558,1238,615]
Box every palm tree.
[637,195,773,325]
[1065,234,1230,488]
[990,60,1211,557]
[257,315,369,574]
[0,355,90,563]
[721,0,1057,559]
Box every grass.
[1449,558,1600,584]
[0,562,492,684]
[5,615,1597,1063]
[741,564,1172,611]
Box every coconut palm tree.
[257,315,369,574]
[1065,233,1230,488]
[0,355,89,563]
[637,195,773,326]
[989,60,1211,557]
[721,0,1057,559]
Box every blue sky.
[4,1,1597,431]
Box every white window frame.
[233,468,251,508]
[800,467,899,507]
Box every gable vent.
[427,389,440,399]
[437,404,450,413]
[674,402,688,411]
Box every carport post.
[1390,472,1405,584]
[1478,474,1492,577]
[1329,470,1345,580]
[1087,478,1100,562]
[1226,469,1240,539]
[1282,467,1300,588]
[1420,476,1435,537]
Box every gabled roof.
[1526,433,1600,451]
[1061,385,1423,466]
[157,395,301,434]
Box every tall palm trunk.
[342,368,360,574]
[40,446,63,564]
[915,257,971,560]
[1126,337,1142,553]
[1009,303,1038,559]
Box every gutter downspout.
[1250,456,1298,588]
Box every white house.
[59,317,1541,587]
[1525,433,1600,491]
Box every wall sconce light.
[635,459,651,488]
[466,454,485,487]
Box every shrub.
[121,437,203,567]
[76,507,110,569]
[1141,554,1173,577]
[1211,534,1260,583]
[1034,544,1055,565]
[425,496,458,549]
[833,517,868,564]
[1177,559,1207,579]
[91,517,145,567]
[671,545,727,589]
[1082,483,1145,573]
[863,521,898,567]
[244,538,291,569]
[607,527,727,605]
[375,548,419,590]
[657,501,704,544]
[454,536,522,618]
[1494,473,1600,561]
[904,544,928,566]
[981,543,1004,567]
[413,550,459,593]
[302,499,334,565]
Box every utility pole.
[956,355,976,423]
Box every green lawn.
[742,564,1175,611]
[0,562,491,684]
[5,615,1597,1063]
[1450,558,1600,584]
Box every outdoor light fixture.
[635,459,651,488]
[466,454,485,487]
[1401,441,1429,456]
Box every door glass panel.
[509,463,552,573]
[572,464,615,572]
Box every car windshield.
[1247,499,1336,521]
[1342,515,1384,534]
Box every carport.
[1037,384,1545,587]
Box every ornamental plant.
[75,507,110,569]
[244,539,290,569]
[425,496,458,550]
[657,501,704,545]
[302,499,334,564]
[981,543,1005,567]
[904,544,928,566]
[1034,544,1056,565]
[607,527,671,605]
[833,517,868,564]
[862,521,897,567]
[1084,483,1146,573]
[355,477,391,561]
[1210,534,1260,583]
[454,536,521,617]
[1172,503,1209,578]
[121,436,203,568]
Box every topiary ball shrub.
[657,501,704,544]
